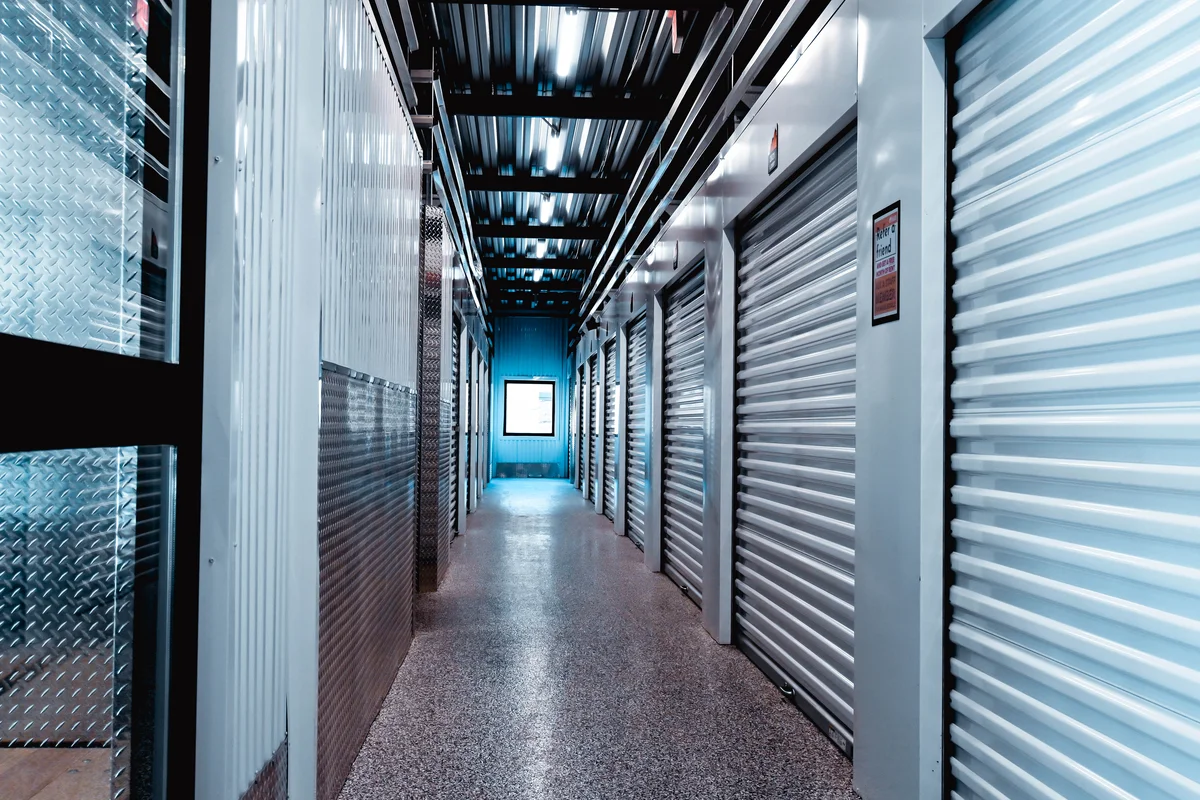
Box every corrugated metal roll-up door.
[662,265,706,603]
[567,371,575,484]
[464,353,472,508]
[449,319,460,531]
[625,315,649,549]
[947,3,1200,798]
[576,368,585,490]
[733,128,858,749]
[604,338,618,520]
[590,356,601,503]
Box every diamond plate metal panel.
[318,367,417,800]
[417,207,451,592]
[0,0,173,358]
[0,446,164,800]
[239,739,288,800]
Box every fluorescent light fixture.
[540,195,554,223]
[545,128,565,173]
[647,245,656,265]
[577,119,592,156]
[536,239,548,258]
[533,268,545,283]
[556,11,583,77]
[601,13,617,58]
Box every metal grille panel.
[948,2,1200,798]
[663,265,706,603]
[625,315,649,548]
[603,338,618,520]
[735,128,857,743]
[318,367,417,800]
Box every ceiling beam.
[474,223,606,241]
[465,173,627,195]
[487,280,581,293]
[443,92,661,121]
[483,256,590,273]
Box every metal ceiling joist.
[474,223,606,241]
[483,256,591,272]
[464,173,626,195]
[443,92,661,121]
[488,280,581,293]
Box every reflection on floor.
[338,479,856,800]
[0,747,110,800]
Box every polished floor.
[338,479,856,800]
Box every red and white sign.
[872,203,900,324]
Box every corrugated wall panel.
[490,316,571,476]
[197,0,321,793]
[321,0,422,388]
[316,0,422,797]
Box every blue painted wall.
[490,316,570,477]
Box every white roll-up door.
[588,355,599,502]
[463,351,472,510]
[604,338,618,520]
[734,128,858,748]
[662,265,706,604]
[449,318,460,531]
[947,2,1200,798]
[625,314,650,549]
[576,367,585,490]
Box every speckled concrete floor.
[337,479,857,800]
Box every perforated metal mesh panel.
[603,338,618,521]
[317,367,417,800]
[625,315,649,548]
[663,265,706,603]
[735,128,857,746]
[947,2,1200,798]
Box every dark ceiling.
[421,2,716,317]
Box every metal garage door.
[449,318,460,531]
[588,354,599,502]
[576,367,585,490]
[662,264,706,604]
[947,2,1200,798]
[625,314,650,549]
[734,128,858,749]
[604,337,618,521]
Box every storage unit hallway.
[336,480,857,800]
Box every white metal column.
[947,2,1200,798]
